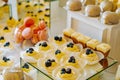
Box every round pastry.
[101,11,119,25]
[0,56,14,71]
[37,58,59,75]
[66,0,82,11]
[52,66,80,80]
[0,36,6,43]
[21,47,42,63]
[100,0,114,12]
[82,0,96,6]
[80,48,104,65]
[85,5,101,17]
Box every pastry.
[85,5,101,17]
[52,66,80,80]
[82,0,96,6]
[0,36,5,43]
[76,35,91,47]
[96,43,111,57]
[86,39,100,49]
[3,26,10,33]
[100,0,114,12]
[0,56,14,71]
[21,47,42,63]
[66,0,82,11]
[80,48,103,65]
[101,11,119,25]
[71,32,83,43]
[37,58,58,75]
[22,63,37,80]
[64,42,81,52]
[63,28,75,38]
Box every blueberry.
[34,3,37,6]
[18,18,21,21]
[51,59,55,62]
[61,68,66,74]
[55,49,61,55]
[42,42,47,47]
[22,63,29,69]
[38,10,43,13]
[68,56,76,63]
[25,5,30,8]
[3,57,10,62]
[4,42,10,47]
[45,14,50,17]
[0,36,4,40]
[86,49,92,55]
[54,36,59,41]
[45,60,52,67]
[39,43,41,46]
[4,26,9,30]
[45,8,50,11]
[27,0,30,3]
[40,3,44,6]
[66,68,71,74]
[9,17,12,20]
[59,37,62,41]
[31,11,33,14]
[18,2,21,5]
[69,42,74,46]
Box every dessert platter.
[0,0,118,80]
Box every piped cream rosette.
[63,42,83,55]
[20,47,43,64]
[52,66,81,80]
[80,48,104,65]
[37,56,59,76]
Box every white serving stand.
[66,9,120,64]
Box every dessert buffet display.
[20,28,114,80]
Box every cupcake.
[80,48,104,65]
[0,56,14,71]
[37,58,59,75]
[21,47,42,63]
[63,28,75,38]
[86,39,100,50]
[52,66,80,80]
[96,43,111,57]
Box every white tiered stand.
[66,9,120,64]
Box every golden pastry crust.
[63,28,75,38]
[96,43,111,57]
[71,32,83,43]
[86,39,100,49]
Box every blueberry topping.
[18,18,21,21]
[38,10,43,13]
[86,49,93,55]
[27,11,30,13]
[27,0,30,3]
[68,56,76,63]
[66,68,71,74]
[0,36,4,40]
[55,49,61,55]
[26,48,34,53]
[4,26,9,30]
[67,42,74,48]
[45,8,50,11]
[3,57,10,62]
[51,59,55,62]
[54,36,59,41]
[45,60,52,67]
[34,3,37,6]
[42,42,47,47]
[22,63,29,69]
[61,68,66,74]
[18,2,21,5]
[34,15,37,17]
[45,14,50,17]
[39,43,41,46]
[59,37,62,41]
[40,3,44,6]
[31,11,33,14]
[25,5,30,8]
[4,42,10,47]
[9,17,12,20]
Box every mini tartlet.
[80,48,104,65]
[21,47,42,63]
